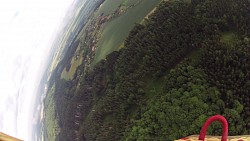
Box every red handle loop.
[199,115,228,141]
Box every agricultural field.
[95,0,124,16]
[94,0,162,64]
[61,44,83,80]
[95,0,140,16]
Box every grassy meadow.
[94,0,162,64]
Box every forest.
[45,0,250,140]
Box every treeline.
[50,0,250,140]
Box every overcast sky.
[0,0,74,140]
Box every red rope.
[199,115,228,141]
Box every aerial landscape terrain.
[42,0,250,140]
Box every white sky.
[0,0,74,140]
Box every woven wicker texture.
[175,135,250,141]
[175,116,250,141]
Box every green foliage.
[44,84,60,141]
[47,0,250,140]
[125,66,214,141]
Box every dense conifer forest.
[46,0,250,140]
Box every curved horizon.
[0,0,74,140]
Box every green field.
[61,45,83,80]
[95,0,139,16]
[122,0,137,6]
[61,57,82,80]
[95,0,124,16]
[94,0,162,64]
